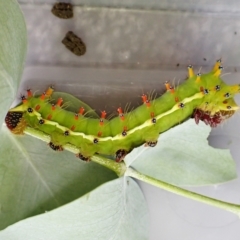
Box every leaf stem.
[91,155,126,177]
[125,167,240,216]
[24,127,240,215]
[24,127,126,177]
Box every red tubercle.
[99,111,106,126]
[51,104,56,111]
[117,107,123,114]
[35,105,41,111]
[74,113,79,120]
[141,94,148,103]
[40,92,46,101]
[27,89,33,98]
[79,107,85,115]
[57,98,63,107]
[47,114,52,120]
[71,125,76,131]
[99,119,104,126]
[164,81,175,94]
[117,107,125,121]
[101,111,107,119]
[141,94,151,107]
[21,95,27,104]
[146,100,151,107]
[97,131,102,137]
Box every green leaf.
[0,0,27,126]
[0,125,117,230]
[0,177,149,240]
[52,92,99,118]
[125,119,237,186]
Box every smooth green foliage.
[0,177,149,240]
[125,119,237,186]
[0,125,117,230]
[0,0,27,127]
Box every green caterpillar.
[5,60,240,162]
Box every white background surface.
[18,1,240,239]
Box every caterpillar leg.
[115,149,128,162]
[48,142,63,151]
[76,153,90,162]
[145,140,158,147]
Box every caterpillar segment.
[5,60,240,162]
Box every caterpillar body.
[5,60,240,162]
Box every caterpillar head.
[5,111,26,134]
[193,98,238,127]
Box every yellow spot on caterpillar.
[188,65,195,78]
[196,73,201,83]
[212,59,221,72]
[214,66,223,77]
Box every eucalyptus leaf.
[0,125,117,230]
[0,0,27,126]
[125,119,237,186]
[0,177,149,240]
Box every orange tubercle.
[74,114,79,120]
[71,125,76,131]
[101,110,107,119]
[57,98,63,107]
[145,100,151,107]
[165,81,171,91]
[21,96,27,104]
[46,86,54,97]
[117,107,125,121]
[99,119,104,126]
[97,131,102,137]
[40,92,46,101]
[169,86,175,94]
[79,107,85,115]
[117,107,123,114]
[47,114,52,120]
[35,105,41,111]
[141,94,148,103]
[27,89,33,98]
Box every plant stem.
[24,127,240,215]
[24,127,126,177]
[91,155,126,177]
[125,167,240,216]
